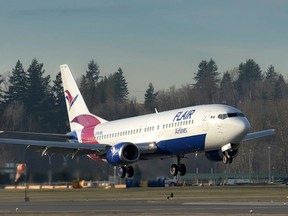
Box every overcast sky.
[1,0,287,101]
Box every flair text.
[173,109,195,122]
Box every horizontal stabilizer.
[243,129,276,142]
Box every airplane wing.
[243,129,276,142]
[0,131,158,159]
[0,131,74,141]
[0,137,111,158]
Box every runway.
[0,200,287,215]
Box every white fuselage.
[76,104,251,157]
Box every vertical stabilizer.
[60,64,107,131]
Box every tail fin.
[60,64,107,131]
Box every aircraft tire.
[126,166,134,178]
[228,157,233,164]
[170,164,178,176]
[222,155,228,164]
[117,166,127,178]
[179,164,186,176]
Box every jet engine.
[205,149,238,162]
[106,142,140,166]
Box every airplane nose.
[240,118,251,133]
[230,118,251,142]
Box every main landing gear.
[170,155,187,176]
[117,165,134,178]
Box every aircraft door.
[202,111,210,131]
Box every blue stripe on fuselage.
[156,134,206,155]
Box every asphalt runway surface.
[0,200,288,215]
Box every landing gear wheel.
[170,164,178,176]
[126,166,134,178]
[223,155,229,164]
[117,166,126,178]
[179,164,186,176]
[228,157,233,164]
[223,153,233,164]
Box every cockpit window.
[228,112,245,118]
[218,112,245,119]
[218,114,228,119]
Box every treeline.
[0,58,287,183]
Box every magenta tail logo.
[65,90,78,110]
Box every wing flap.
[243,129,276,142]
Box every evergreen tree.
[1,60,28,131]
[51,72,68,133]
[112,67,129,102]
[6,60,28,104]
[220,72,236,105]
[25,59,54,131]
[144,82,158,112]
[265,65,278,82]
[263,65,278,100]
[79,60,100,110]
[86,59,100,84]
[236,59,263,100]
[194,59,220,103]
[274,74,287,100]
[0,75,5,106]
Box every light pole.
[249,149,252,182]
[196,167,199,185]
[268,146,271,183]
[114,166,116,185]
[210,167,213,185]
[48,155,52,185]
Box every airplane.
[0,64,275,178]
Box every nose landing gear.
[222,153,233,164]
[221,143,235,164]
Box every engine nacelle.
[205,149,239,162]
[106,142,140,166]
[205,150,224,162]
